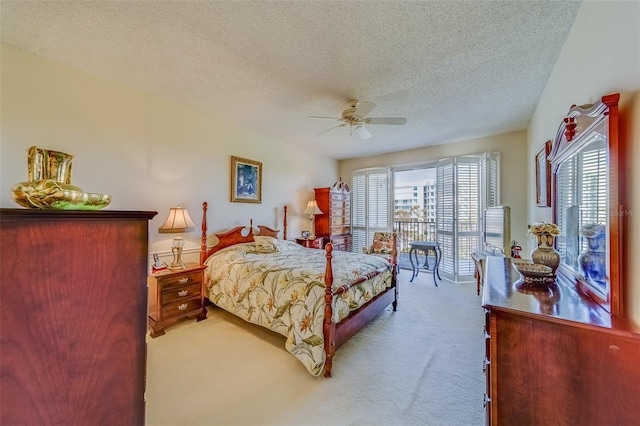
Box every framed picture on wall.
[535,140,552,207]
[231,156,262,203]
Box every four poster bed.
[199,202,398,377]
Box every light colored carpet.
[145,270,485,426]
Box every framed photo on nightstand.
[301,231,310,239]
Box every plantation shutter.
[436,158,455,277]
[352,173,367,252]
[437,154,490,281]
[351,168,390,254]
[481,151,501,211]
[456,156,481,277]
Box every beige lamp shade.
[158,207,196,269]
[158,207,196,233]
[303,200,323,216]
[303,200,323,237]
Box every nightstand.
[295,236,325,249]
[147,262,207,337]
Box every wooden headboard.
[199,202,288,264]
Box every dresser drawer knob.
[178,303,188,311]
[178,290,188,297]
[178,277,189,284]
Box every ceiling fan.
[308,99,407,140]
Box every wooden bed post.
[283,205,287,241]
[392,232,398,311]
[323,243,335,377]
[200,202,208,265]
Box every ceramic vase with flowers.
[529,222,561,275]
[578,223,606,283]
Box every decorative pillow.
[254,235,277,253]
[372,233,395,254]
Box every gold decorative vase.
[530,233,561,275]
[10,146,111,210]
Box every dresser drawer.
[330,235,350,245]
[331,225,351,235]
[330,198,350,208]
[161,297,202,319]
[161,282,202,305]
[159,271,202,290]
[330,215,350,226]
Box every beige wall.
[528,1,640,324]
[338,131,529,249]
[0,44,337,264]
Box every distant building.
[394,180,436,222]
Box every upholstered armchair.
[362,232,398,271]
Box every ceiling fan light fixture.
[308,99,406,140]
[355,125,372,140]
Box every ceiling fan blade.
[318,123,346,136]
[307,116,341,120]
[354,101,377,118]
[365,117,407,125]
[355,125,372,140]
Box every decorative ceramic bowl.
[513,262,553,281]
[11,180,111,210]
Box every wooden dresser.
[0,209,156,426]
[481,256,640,425]
[314,179,351,251]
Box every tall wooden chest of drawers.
[0,209,156,426]
[314,179,351,251]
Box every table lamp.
[158,207,196,270]
[303,200,323,238]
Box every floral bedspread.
[203,239,394,376]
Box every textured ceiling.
[0,1,581,160]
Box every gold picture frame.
[231,156,262,203]
[535,140,551,207]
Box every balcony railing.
[394,220,436,253]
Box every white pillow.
[274,239,302,251]
[254,235,277,253]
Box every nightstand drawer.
[161,297,202,318]
[161,282,202,305]
[159,271,202,289]
[305,238,324,249]
[295,237,324,249]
